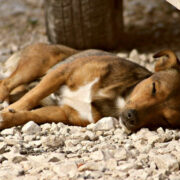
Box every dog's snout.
[122,109,137,125]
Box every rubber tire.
[45,0,123,50]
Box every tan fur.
[0,43,78,103]
[153,49,179,72]
[122,50,180,131]
[0,44,179,132]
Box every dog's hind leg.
[0,105,89,129]
[0,43,77,103]
[3,63,68,112]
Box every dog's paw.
[0,111,14,130]
[0,112,6,130]
[0,101,9,111]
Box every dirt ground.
[0,0,180,56]
[123,0,180,53]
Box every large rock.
[87,117,116,131]
[22,121,41,135]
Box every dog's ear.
[153,50,179,72]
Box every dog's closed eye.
[152,82,156,96]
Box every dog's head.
[121,50,180,131]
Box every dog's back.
[48,49,115,72]
[27,48,118,106]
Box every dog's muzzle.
[121,109,138,130]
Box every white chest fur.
[58,78,99,123]
[116,96,126,110]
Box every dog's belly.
[57,78,99,123]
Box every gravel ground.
[0,0,180,179]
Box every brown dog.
[0,43,179,132]
[121,50,180,131]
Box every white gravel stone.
[128,169,149,179]
[106,158,117,170]
[65,139,80,147]
[117,52,128,58]
[129,49,140,62]
[152,154,179,171]
[20,175,39,180]
[64,139,82,152]
[50,123,59,132]
[133,140,152,153]
[23,135,36,141]
[0,155,7,163]
[64,143,82,153]
[172,151,180,162]
[4,138,19,146]
[1,128,15,136]
[169,174,180,180]
[42,135,64,148]
[90,150,104,161]
[114,149,127,160]
[71,132,87,140]
[48,153,65,163]
[94,117,116,131]
[29,140,42,148]
[69,126,84,134]
[117,161,136,172]
[22,121,41,135]
[156,127,165,134]
[40,123,51,132]
[0,142,7,152]
[139,54,147,61]
[78,161,105,172]
[12,155,28,163]
[137,153,149,166]
[84,131,97,141]
[86,123,96,131]
[103,150,114,160]
[53,161,77,178]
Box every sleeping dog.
[0,43,179,132]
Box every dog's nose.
[122,109,137,125]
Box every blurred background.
[0,0,180,63]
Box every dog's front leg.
[0,98,9,110]
[4,64,68,112]
[0,106,68,129]
[0,105,89,129]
